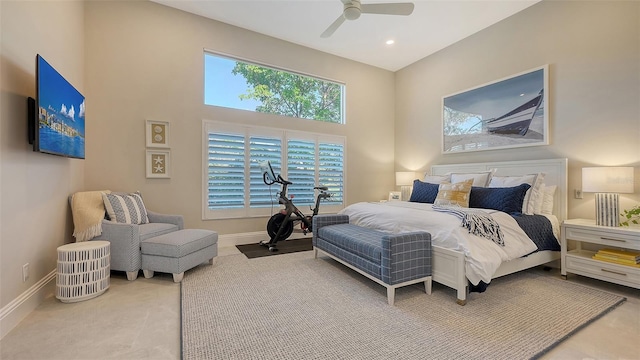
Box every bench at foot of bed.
[312,214,432,306]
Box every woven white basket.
[56,241,110,303]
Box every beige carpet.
[181,251,625,360]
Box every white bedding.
[339,201,539,285]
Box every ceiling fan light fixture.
[344,6,361,20]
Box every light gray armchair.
[92,211,184,280]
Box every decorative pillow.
[409,180,440,203]
[434,179,473,207]
[469,184,531,214]
[488,173,545,215]
[450,170,494,187]
[423,174,450,184]
[102,192,150,224]
[539,185,557,215]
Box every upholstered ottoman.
[141,229,218,282]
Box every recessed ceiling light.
[385,39,395,45]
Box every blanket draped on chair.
[432,205,505,246]
[71,190,111,242]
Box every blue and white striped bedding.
[339,201,559,286]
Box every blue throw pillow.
[469,183,531,214]
[409,180,440,203]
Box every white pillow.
[449,170,494,187]
[489,173,545,215]
[539,185,556,215]
[424,174,450,184]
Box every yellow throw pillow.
[434,179,473,207]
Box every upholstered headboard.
[430,158,568,222]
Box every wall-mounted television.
[28,54,85,159]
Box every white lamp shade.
[582,167,634,194]
[395,171,416,186]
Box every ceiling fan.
[321,0,415,38]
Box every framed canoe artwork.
[442,65,548,154]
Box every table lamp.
[582,167,634,226]
[396,171,415,201]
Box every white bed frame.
[430,158,568,305]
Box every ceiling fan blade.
[321,15,346,38]
[361,2,414,16]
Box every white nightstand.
[561,219,640,289]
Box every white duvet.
[339,201,538,285]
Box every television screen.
[35,54,85,159]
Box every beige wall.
[0,1,85,308]
[2,0,639,335]
[83,1,396,235]
[395,0,640,219]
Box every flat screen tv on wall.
[28,54,85,159]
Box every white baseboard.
[0,270,56,340]
[218,230,309,248]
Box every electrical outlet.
[574,189,583,199]
[22,263,29,282]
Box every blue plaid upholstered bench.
[312,214,432,305]
[140,229,218,283]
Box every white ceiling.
[151,0,540,72]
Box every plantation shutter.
[319,142,344,204]
[287,139,316,206]
[203,120,345,219]
[207,132,245,209]
[249,135,282,207]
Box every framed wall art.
[146,120,170,148]
[442,65,548,154]
[146,149,171,178]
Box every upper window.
[204,52,345,124]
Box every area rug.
[235,238,312,259]
[181,252,625,360]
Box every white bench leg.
[126,271,138,281]
[143,270,154,279]
[209,257,217,265]
[387,287,395,306]
[173,272,184,283]
[425,277,432,295]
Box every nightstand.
[561,219,640,289]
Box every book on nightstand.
[596,248,640,261]
[592,248,640,268]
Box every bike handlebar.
[263,172,292,186]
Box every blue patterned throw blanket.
[432,205,505,246]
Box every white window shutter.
[207,132,245,209]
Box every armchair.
[92,211,184,280]
[70,191,184,281]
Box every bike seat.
[314,186,328,191]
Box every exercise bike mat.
[236,238,313,259]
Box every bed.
[340,158,568,305]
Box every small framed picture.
[146,120,170,148]
[388,191,401,201]
[146,149,171,178]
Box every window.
[203,121,345,219]
[204,52,345,124]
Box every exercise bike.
[259,161,331,252]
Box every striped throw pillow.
[102,192,149,224]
